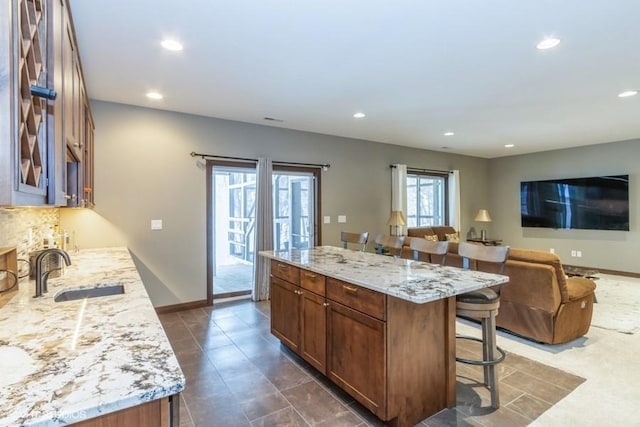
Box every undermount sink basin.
[54,284,125,302]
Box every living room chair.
[409,237,449,264]
[340,231,369,251]
[456,241,510,409]
[374,234,405,257]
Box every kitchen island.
[260,246,509,427]
[0,247,184,426]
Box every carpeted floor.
[589,273,640,335]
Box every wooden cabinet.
[270,261,328,373]
[327,300,386,417]
[0,0,94,207]
[0,0,50,205]
[69,395,179,427]
[269,260,457,427]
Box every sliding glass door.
[273,169,316,251]
[208,162,320,301]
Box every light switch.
[151,219,163,230]
[338,215,346,223]
[324,216,331,224]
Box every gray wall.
[488,138,639,273]
[61,101,490,306]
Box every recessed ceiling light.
[505,144,515,148]
[146,91,163,100]
[353,112,366,119]
[161,39,183,51]
[444,132,454,136]
[618,90,638,98]
[536,37,561,50]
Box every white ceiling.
[70,1,640,159]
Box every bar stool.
[373,234,405,257]
[455,242,510,409]
[409,237,449,265]
[340,231,369,251]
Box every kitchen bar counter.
[260,246,509,426]
[259,245,509,303]
[0,247,184,426]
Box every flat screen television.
[521,175,629,231]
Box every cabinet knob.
[323,302,330,307]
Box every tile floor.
[159,299,585,426]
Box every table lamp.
[474,209,492,240]
[387,210,406,236]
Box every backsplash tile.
[0,208,60,279]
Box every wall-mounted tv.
[521,175,629,231]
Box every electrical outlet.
[151,219,163,230]
[549,248,555,254]
[323,216,331,224]
[571,250,577,257]
[577,250,582,257]
[338,215,347,223]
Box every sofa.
[403,227,597,344]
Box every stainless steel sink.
[53,284,125,302]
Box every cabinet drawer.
[300,270,326,296]
[271,259,300,284]
[327,278,386,321]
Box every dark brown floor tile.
[258,356,314,391]
[345,400,386,427]
[179,394,195,427]
[251,407,309,427]
[223,370,280,400]
[198,332,234,350]
[422,408,482,427]
[239,391,291,421]
[501,370,573,404]
[282,381,355,425]
[315,410,363,426]
[505,393,553,421]
[187,394,250,426]
[456,405,531,427]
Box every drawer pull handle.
[277,263,289,269]
[304,272,318,279]
[323,302,330,307]
[343,285,358,294]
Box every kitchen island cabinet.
[262,246,508,426]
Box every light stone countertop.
[0,247,185,426]
[260,246,509,303]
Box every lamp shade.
[474,209,492,222]
[386,210,406,226]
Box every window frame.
[405,170,449,227]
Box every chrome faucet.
[34,248,72,298]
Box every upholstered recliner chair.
[478,248,596,344]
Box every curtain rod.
[389,164,451,174]
[190,152,330,170]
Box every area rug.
[590,274,640,334]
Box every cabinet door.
[270,276,300,352]
[327,301,386,419]
[300,289,326,373]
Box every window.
[406,172,448,227]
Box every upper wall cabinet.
[0,0,94,207]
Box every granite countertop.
[0,247,185,426]
[260,246,509,304]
